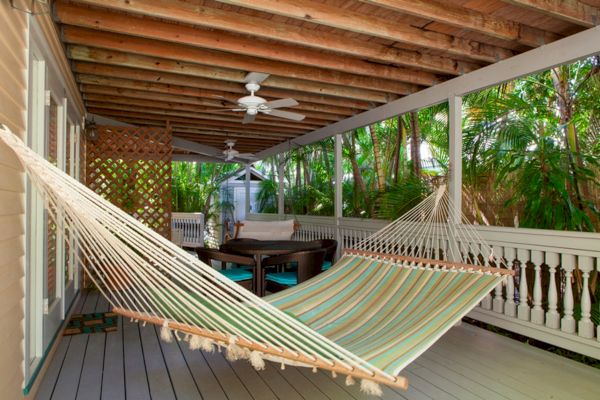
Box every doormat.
[64,312,118,335]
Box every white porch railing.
[172,212,204,248]
[248,212,600,359]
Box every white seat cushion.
[237,219,295,240]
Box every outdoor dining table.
[220,239,322,296]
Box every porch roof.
[52,0,600,157]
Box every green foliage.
[375,177,432,220]
[171,161,239,222]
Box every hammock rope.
[0,125,513,395]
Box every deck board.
[101,327,125,400]
[179,341,229,400]
[139,323,177,400]
[155,326,203,399]
[76,332,105,400]
[35,294,600,400]
[50,334,88,400]
[122,318,151,400]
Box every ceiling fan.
[212,72,306,124]
[220,139,256,162]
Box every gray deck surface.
[36,291,600,400]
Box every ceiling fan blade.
[264,98,298,109]
[242,113,256,124]
[244,72,270,84]
[266,109,306,121]
[237,153,257,160]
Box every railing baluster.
[530,250,544,325]
[480,243,492,310]
[517,248,530,321]
[545,252,560,329]
[492,245,504,314]
[561,253,576,334]
[578,256,594,339]
[504,247,517,317]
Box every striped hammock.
[0,125,512,396]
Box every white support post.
[277,154,285,219]
[245,164,251,218]
[334,133,343,258]
[447,95,463,263]
[448,95,462,223]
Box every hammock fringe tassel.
[360,379,383,396]
[345,375,356,386]
[226,337,249,361]
[160,321,173,343]
[249,351,266,371]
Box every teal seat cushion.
[265,272,297,286]
[220,268,253,282]
[322,260,332,271]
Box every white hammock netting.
[0,125,512,396]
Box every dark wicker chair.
[311,239,338,270]
[196,248,256,292]
[263,248,326,293]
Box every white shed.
[219,166,267,236]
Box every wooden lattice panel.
[85,126,172,237]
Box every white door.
[26,56,68,372]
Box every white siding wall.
[0,2,28,399]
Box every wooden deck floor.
[36,291,600,400]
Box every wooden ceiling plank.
[113,115,304,139]
[502,0,599,28]
[62,27,415,96]
[78,81,358,116]
[82,93,345,122]
[85,96,327,134]
[85,104,320,131]
[55,1,442,86]
[68,0,480,75]
[215,0,514,62]
[84,101,327,128]
[67,45,396,103]
[361,0,562,47]
[72,62,373,111]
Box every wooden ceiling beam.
[216,0,514,63]
[62,27,416,96]
[79,82,358,117]
[67,45,396,103]
[111,116,303,139]
[73,62,371,111]
[171,127,285,142]
[55,1,442,86]
[84,101,326,129]
[68,0,479,75]
[82,93,345,122]
[502,0,599,28]
[86,100,322,136]
[362,0,562,47]
[85,106,315,132]
[174,136,279,147]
